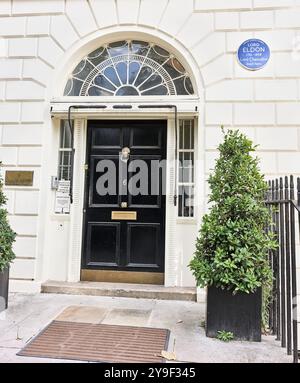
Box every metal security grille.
[18,321,170,363]
[265,176,300,363]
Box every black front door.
[81,120,167,283]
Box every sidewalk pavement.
[0,292,292,363]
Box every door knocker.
[120,147,130,162]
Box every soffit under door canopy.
[50,100,199,118]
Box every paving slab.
[101,308,151,326]
[56,305,107,324]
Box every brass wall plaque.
[5,171,34,186]
[111,211,137,220]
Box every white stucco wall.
[0,0,299,293]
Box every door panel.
[89,155,120,207]
[92,126,123,148]
[126,223,160,268]
[82,120,167,277]
[130,125,162,148]
[86,222,120,267]
[128,156,162,208]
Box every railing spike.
[290,176,294,200]
[280,177,283,190]
[285,175,289,189]
[272,180,275,200]
[275,179,279,200]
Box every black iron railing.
[265,176,299,363]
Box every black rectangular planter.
[206,286,262,342]
[0,268,9,313]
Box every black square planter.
[0,268,9,313]
[206,286,262,342]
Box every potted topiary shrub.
[189,129,276,341]
[0,166,16,313]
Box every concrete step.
[41,280,197,302]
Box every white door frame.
[50,100,199,286]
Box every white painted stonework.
[0,1,299,295]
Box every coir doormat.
[17,320,170,363]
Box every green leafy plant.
[0,165,16,272]
[189,129,276,294]
[262,277,273,333]
[217,330,234,342]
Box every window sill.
[176,218,197,225]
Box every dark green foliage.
[0,165,16,272]
[189,129,276,293]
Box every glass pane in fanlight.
[172,58,185,74]
[87,86,114,96]
[94,74,116,91]
[184,77,194,95]
[104,67,121,87]
[72,60,94,81]
[108,41,128,57]
[131,40,149,56]
[87,47,108,66]
[173,77,189,95]
[72,59,86,76]
[134,66,153,87]
[116,62,127,84]
[128,62,140,84]
[163,58,182,79]
[115,86,139,96]
[139,73,162,91]
[63,78,73,96]
[69,78,83,96]
[142,85,168,95]
[148,45,169,65]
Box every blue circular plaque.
[237,39,270,71]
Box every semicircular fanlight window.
[64,40,194,96]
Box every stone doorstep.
[41,280,197,302]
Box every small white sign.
[55,180,71,214]
[55,193,70,214]
[57,180,71,194]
